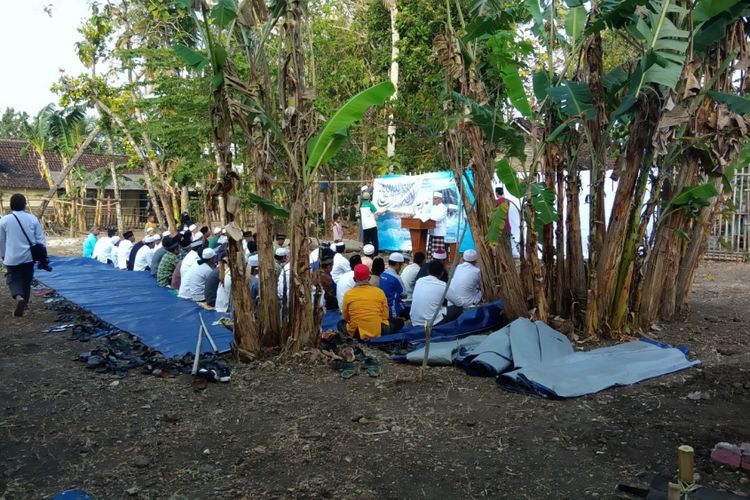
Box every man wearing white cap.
[426,190,448,256]
[447,249,482,309]
[379,252,408,318]
[361,243,375,271]
[179,247,218,301]
[177,234,204,297]
[360,191,384,254]
[274,246,289,280]
[215,254,234,313]
[330,242,351,283]
[150,232,171,276]
[133,235,157,272]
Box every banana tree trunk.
[385,0,399,164]
[565,162,586,324]
[106,136,124,234]
[587,94,658,337]
[37,126,100,220]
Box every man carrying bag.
[0,194,50,317]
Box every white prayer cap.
[153,234,161,241]
[248,254,259,267]
[145,227,155,234]
[192,232,203,242]
[213,226,222,235]
[111,236,121,245]
[363,244,375,256]
[162,230,171,237]
[463,249,478,262]
[189,224,197,231]
[221,228,227,234]
[144,236,156,244]
[202,248,217,260]
[275,247,289,257]
[432,249,447,260]
[360,185,369,192]
[361,192,371,200]
[388,252,405,263]
[432,191,443,198]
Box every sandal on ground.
[364,357,381,378]
[340,362,357,379]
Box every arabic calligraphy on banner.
[372,171,476,253]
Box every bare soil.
[1,257,749,499]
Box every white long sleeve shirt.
[0,211,46,266]
[428,203,448,237]
[117,240,134,269]
[109,243,120,266]
[331,253,351,283]
[446,262,482,308]
[179,262,214,301]
[215,272,232,313]
[133,245,154,272]
[410,275,447,326]
[400,262,421,299]
[336,270,356,309]
[92,236,112,264]
[177,250,200,297]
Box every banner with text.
[373,171,476,253]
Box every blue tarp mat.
[322,301,504,345]
[37,257,233,357]
[401,318,699,398]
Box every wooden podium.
[400,218,435,255]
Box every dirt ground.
[1,251,749,499]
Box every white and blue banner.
[373,171,476,253]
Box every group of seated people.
[310,241,484,340]
[84,222,245,313]
[84,223,483,340]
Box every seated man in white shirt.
[446,249,482,309]
[92,229,117,264]
[108,236,121,266]
[179,248,218,301]
[117,231,135,270]
[400,251,424,300]
[133,235,157,271]
[409,260,463,327]
[335,255,362,309]
[330,242,351,283]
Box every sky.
[0,0,91,116]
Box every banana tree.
[172,0,395,356]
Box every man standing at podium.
[425,191,448,255]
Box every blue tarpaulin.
[403,318,700,398]
[37,257,233,357]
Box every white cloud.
[0,0,90,115]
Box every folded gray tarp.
[404,318,699,398]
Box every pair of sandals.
[330,347,381,378]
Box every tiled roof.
[0,139,134,190]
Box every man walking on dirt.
[0,194,47,317]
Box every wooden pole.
[677,445,695,484]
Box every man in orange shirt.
[340,264,403,339]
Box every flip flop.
[340,346,355,363]
[340,362,357,379]
[363,357,381,378]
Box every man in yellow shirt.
[341,264,403,339]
